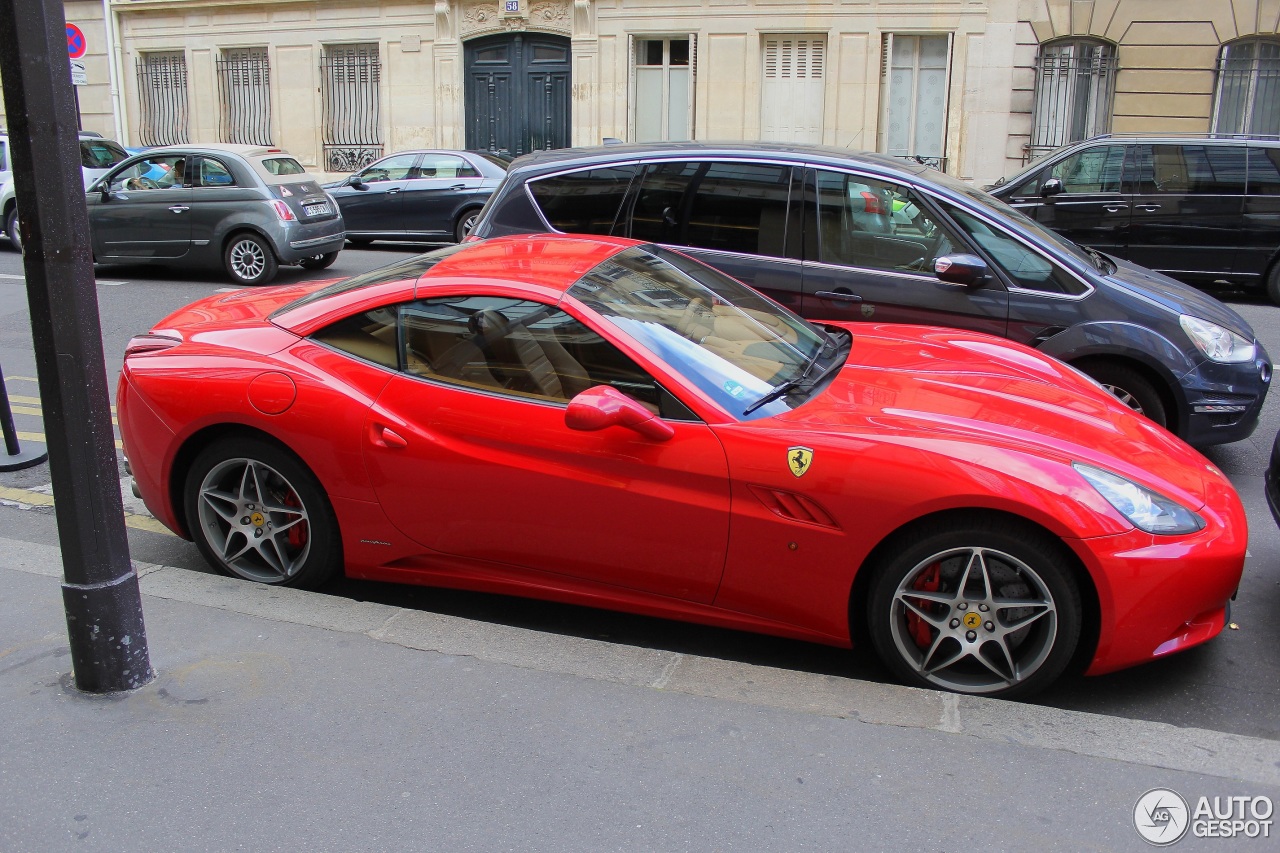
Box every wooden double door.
[464,33,571,158]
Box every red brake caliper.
[283,491,307,550]
[906,561,942,648]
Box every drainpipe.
[101,0,127,143]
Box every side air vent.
[747,485,841,529]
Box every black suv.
[469,141,1271,446]
[988,134,1280,302]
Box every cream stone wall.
[9,1,1275,187]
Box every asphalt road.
[1,243,1278,741]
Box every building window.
[135,52,189,147]
[879,34,950,170]
[321,44,383,172]
[217,47,272,146]
[1212,38,1280,136]
[1030,38,1116,158]
[761,37,826,143]
[632,37,693,142]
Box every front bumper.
[1075,471,1247,676]
[1180,342,1271,446]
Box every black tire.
[300,251,339,270]
[5,207,20,252]
[455,209,480,243]
[224,232,279,285]
[1077,362,1167,428]
[1267,262,1280,307]
[183,436,342,589]
[866,517,1082,699]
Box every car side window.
[628,161,794,259]
[311,308,400,369]
[400,295,681,415]
[106,155,186,192]
[360,154,419,183]
[812,169,954,273]
[415,155,480,179]
[194,157,236,188]
[528,166,636,235]
[1131,144,1248,195]
[1048,145,1126,193]
[1247,146,1280,194]
[943,205,1087,295]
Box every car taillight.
[861,191,888,215]
[270,199,296,222]
[124,334,180,356]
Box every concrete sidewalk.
[2,536,1277,851]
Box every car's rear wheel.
[5,208,20,252]
[1267,261,1280,306]
[224,233,278,285]
[455,210,480,243]
[1078,362,1167,429]
[300,251,339,270]
[183,437,342,589]
[866,518,1081,698]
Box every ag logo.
[1134,788,1189,846]
[787,446,814,478]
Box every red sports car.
[118,234,1247,698]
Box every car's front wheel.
[183,436,342,589]
[224,233,279,285]
[299,251,339,270]
[5,208,20,252]
[866,518,1082,698]
[1078,362,1167,429]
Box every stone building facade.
[4,1,1278,187]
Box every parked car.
[469,141,1272,447]
[2,132,131,251]
[118,234,1247,698]
[78,144,346,285]
[324,149,508,245]
[988,134,1280,303]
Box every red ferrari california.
[118,234,1246,698]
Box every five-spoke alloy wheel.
[184,437,341,589]
[224,233,279,285]
[868,519,1081,698]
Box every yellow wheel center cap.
[250,512,265,528]
[963,612,982,629]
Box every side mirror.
[1040,177,1064,198]
[348,175,365,188]
[933,254,991,286]
[565,386,674,442]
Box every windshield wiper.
[741,333,838,417]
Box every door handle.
[370,424,408,448]
[386,188,401,195]
[814,290,863,303]
[168,205,189,213]
[1135,204,1162,212]
[449,184,466,191]
[1102,204,1128,213]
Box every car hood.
[1102,256,1256,338]
[777,324,1209,506]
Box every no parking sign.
[67,23,87,59]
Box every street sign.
[66,23,86,59]
[70,59,86,86]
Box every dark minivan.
[469,141,1271,446]
[988,134,1280,302]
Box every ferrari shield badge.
[787,446,814,478]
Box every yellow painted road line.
[10,405,42,417]
[4,394,117,414]
[0,485,175,537]
[3,376,38,383]
[13,430,122,450]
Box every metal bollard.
[0,362,48,470]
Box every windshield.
[569,245,831,419]
[926,169,1100,271]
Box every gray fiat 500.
[469,142,1272,446]
[85,144,346,285]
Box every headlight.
[1180,315,1256,363]
[1073,463,1204,534]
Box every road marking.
[3,394,117,415]
[12,430,121,450]
[0,484,175,536]
[2,376,37,383]
[215,287,245,293]
[0,273,128,286]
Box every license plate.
[303,202,331,216]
